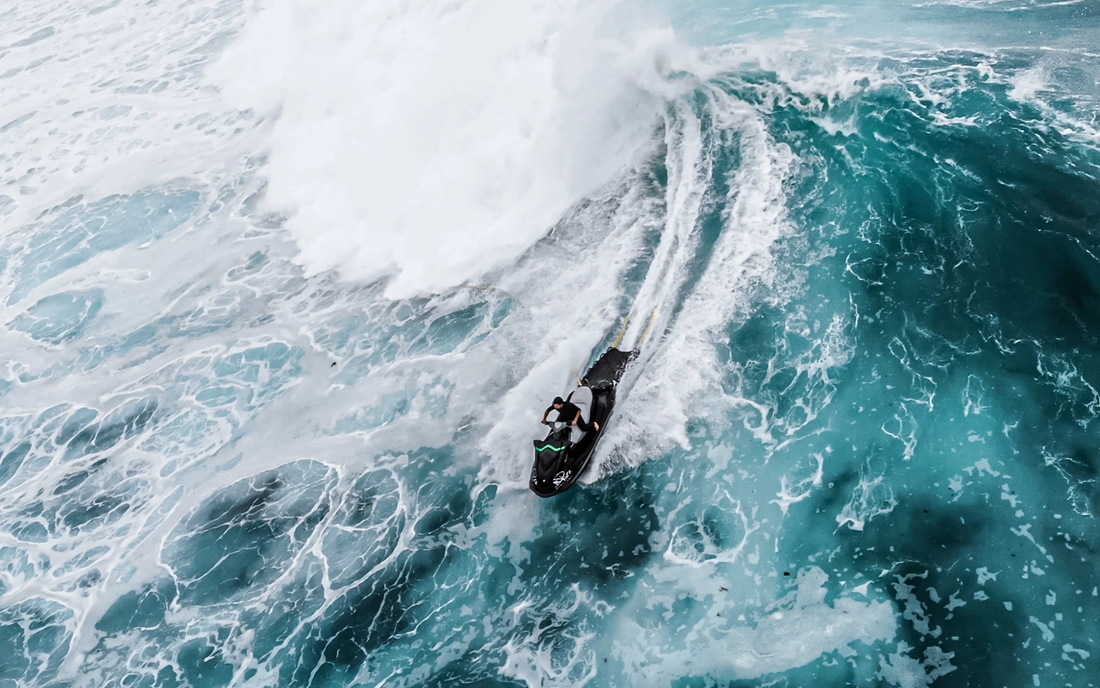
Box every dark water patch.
[532,467,660,593]
[255,451,512,683]
[90,458,481,685]
[177,631,234,688]
[163,460,334,605]
[52,458,108,495]
[313,465,472,652]
[342,476,398,528]
[35,403,77,439]
[996,369,1100,515]
[1054,255,1100,329]
[0,598,72,685]
[283,545,447,684]
[8,190,201,305]
[0,441,31,487]
[5,465,143,538]
[787,476,1094,687]
[845,93,1100,350]
[96,577,178,633]
[1060,442,1100,485]
[415,505,455,535]
[811,457,868,518]
[725,306,778,377]
[413,478,472,538]
[879,562,1025,688]
[55,407,99,446]
[57,484,137,534]
[766,65,1100,525]
[320,469,404,589]
[244,562,328,662]
[8,520,48,542]
[62,397,157,461]
[421,669,521,688]
[408,303,489,357]
[225,250,268,282]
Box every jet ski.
[529,347,638,497]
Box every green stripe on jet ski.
[535,443,565,452]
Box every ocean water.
[1,0,1099,686]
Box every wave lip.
[211,0,686,298]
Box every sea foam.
[210,0,687,298]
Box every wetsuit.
[547,401,597,432]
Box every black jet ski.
[529,347,637,497]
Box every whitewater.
[0,0,1098,686]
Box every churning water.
[1,0,1099,686]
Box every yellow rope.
[611,311,633,349]
[638,308,658,348]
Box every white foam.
[6,3,1096,684]
[664,489,760,567]
[877,642,957,688]
[617,566,897,682]
[498,584,602,687]
[772,452,825,514]
[0,0,249,231]
[603,81,797,466]
[210,0,687,298]
[836,456,897,531]
[1008,67,1047,102]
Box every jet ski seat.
[567,386,593,443]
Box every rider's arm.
[572,410,582,426]
[541,407,551,424]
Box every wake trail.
[617,99,713,355]
[592,80,796,474]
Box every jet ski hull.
[529,348,636,497]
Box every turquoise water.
[1,0,1099,686]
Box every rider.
[541,397,599,432]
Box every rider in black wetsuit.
[541,397,599,432]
